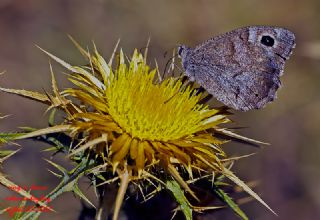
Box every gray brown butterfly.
[178,26,295,111]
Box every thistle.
[0,39,274,220]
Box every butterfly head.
[177,45,185,57]
[177,45,192,59]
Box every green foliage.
[213,186,248,220]
[0,132,25,144]
[166,180,193,220]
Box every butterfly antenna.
[162,45,181,79]
[139,45,153,56]
[169,49,176,77]
[162,56,175,79]
[163,44,179,58]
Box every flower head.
[62,47,231,178]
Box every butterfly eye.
[260,35,275,47]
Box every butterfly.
[178,26,295,111]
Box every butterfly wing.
[182,26,295,111]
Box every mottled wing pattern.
[181,26,295,111]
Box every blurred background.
[0,0,319,219]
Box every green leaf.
[0,149,20,163]
[213,187,248,220]
[12,192,29,220]
[0,174,53,220]
[45,159,68,176]
[17,158,95,220]
[223,168,276,215]
[0,132,25,144]
[73,183,95,208]
[166,180,192,220]
[48,109,57,126]
[0,150,17,158]
[15,125,72,140]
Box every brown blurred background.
[0,0,319,219]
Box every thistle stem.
[112,168,131,220]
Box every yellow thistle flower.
[46,44,230,179]
[67,49,229,175]
[0,40,274,219]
